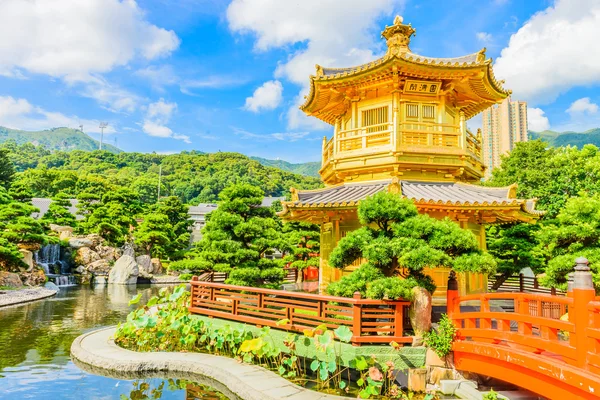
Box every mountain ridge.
[0,126,122,153]
[0,126,322,177]
[529,128,600,148]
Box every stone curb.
[0,288,57,308]
[71,326,347,400]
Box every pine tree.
[281,221,320,282]
[327,192,496,299]
[134,213,173,258]
[42,192,77,226]
[195,183,284,288]
[152,196,192,255]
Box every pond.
[0,284,230,399]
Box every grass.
[0,286,19,291]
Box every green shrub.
[168,258,212,274]
[178,273,193,281]
[326,264,384,298]
[424,314,456,359]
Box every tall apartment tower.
[482,97,528,178]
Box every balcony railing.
[466,128,482,158]
[399,122,460,148]
[337,123,393,153]
[322,122,484,168]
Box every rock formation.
[108,255,139,285]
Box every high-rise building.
[482,97,528,178]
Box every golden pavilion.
[279,16,542,299]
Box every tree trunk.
[491,272,510,290]
[409,286,432,346]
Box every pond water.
[0,284,229,399]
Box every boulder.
[122,243,135,257]
[0,271,24,288]
[96,245,121,262]
[20,269,46,286]
[49,225,74,240]
[151,258,163,275]
[68,238,93,249]
[19,249,35,271]
[44,281,59,291]
[86,234,104,247]
[136,255,153,278]
[86,259,111,275]
[75,247,101,266]
[93,275,108,285]
[409,286,432,346]
[108,255,138,285]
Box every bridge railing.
[189,279,412,346]
[448,257,598,370]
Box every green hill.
[0,126,122,153]
[529,128,600,149]
[251,156,320,177]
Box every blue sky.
[0,0,599,162]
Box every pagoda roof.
[300,16,511,124]
[280,180,543,223]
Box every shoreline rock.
[0,287,57,308]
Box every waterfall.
[35,244,76,286]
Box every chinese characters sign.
[403,80,441,95]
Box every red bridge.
[447,257,600,399]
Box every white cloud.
[142,99,189,143]
[0,0,179,79]
[0,95,116,134]
[180,76,248,95]
[233,127,310,142]
[494,0,600,104]
[75,75,141,113]
[147,99,177,122]
[476,32,493,43]
[135,65,179,90]
[227,0,405,129]
[566,97,598,116]
[528,107,550,131]
[244,80,283,112]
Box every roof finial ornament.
[382,15,415,56]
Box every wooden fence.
[189,279,412,346]
[196,266,298,285]
[488,273,563,296]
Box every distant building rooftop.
[31,198,83,220]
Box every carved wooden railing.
[488,273,563,296]
[447,259,600,398]
[196,267,299,285]
[465,128,482,159]
[336,123,393,153]
[189,280,412,345]
[398,122,460,148]
[322,137,334,165]
[448,292,575,362]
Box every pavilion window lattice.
[362,106,389,133]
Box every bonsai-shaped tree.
[326,191,496,300]
[537,194,600,292]
[280,221,320,283]
[486,223,544,290]
[42,192,77,227]
[134,213,173,258]
[151,196,193,257]
[194,183,285,288]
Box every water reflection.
[0,284,230,399]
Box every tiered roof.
[280,180,543,223]
[300,16,510,124]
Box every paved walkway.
[0,287,57,308]
[71,326,347,400]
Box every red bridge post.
[571,257,595,369]
[446,271,459,319]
